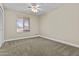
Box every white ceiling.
[3,3,75,16]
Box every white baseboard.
[5,35,79,48]
[40,35,79,48]
[6,35,40,42]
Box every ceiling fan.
[27,3,41,13]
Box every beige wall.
[5,8,39,40]
[40,4,79,45]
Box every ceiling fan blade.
[28,6,31,8]
[37,8,43,11]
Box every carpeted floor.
[0,37,79,56]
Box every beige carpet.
[0,37,79,56]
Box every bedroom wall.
[4,8,39,40]
[40,4,79,46]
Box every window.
[17,17,30,32]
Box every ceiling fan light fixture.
[32,8,38,13]
[31,4,39,13]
